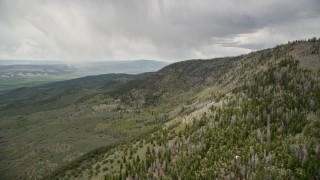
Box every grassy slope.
[0,56,238,180]
[47,39,320,179]
[0,74,145,179]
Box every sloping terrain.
[46,39,320,179]
[0,73,146,179]
[0,38,319,179]
[0,57,237,179]
[0,73,144,116]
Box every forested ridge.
[48,38,320,179]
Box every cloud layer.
[0,0,319,62]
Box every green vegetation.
[0,38,319,179]
[92,57,320,179]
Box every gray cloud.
[0,0,319,62]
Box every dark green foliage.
[30,38,320,180]
[104,56,320,179]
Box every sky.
[0,0,319,63]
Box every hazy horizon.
[0,59,171,65]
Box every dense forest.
[43,38,320,179]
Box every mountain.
[0,38,319,179]
[73,60,169,75]
[0,60,169,94]
[0,60,63,65]
[0,64,76,94]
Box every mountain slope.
[0,56,241,179]
[0,38,319,180]
[0,73,147,179]
[47,38,320,179]
[0,56,244,179]
[0,73,144,116]
[103,57,320,179]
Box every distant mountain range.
[0,60,169,94]
[0,60,64,65]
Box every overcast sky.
[0,0,319,62]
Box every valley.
[1,1,319,179]
[0,39,319,179]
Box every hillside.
[0,56,239,179]
[46,38,320,179]
[0,38,319,179]
[0,73,144,116]
[0,73,150,179]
